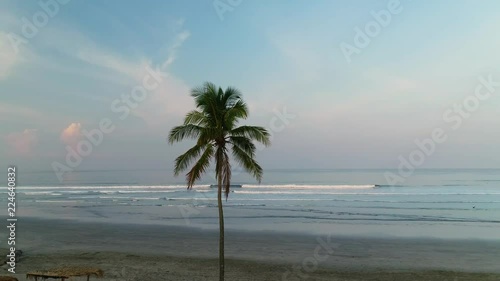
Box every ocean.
[2,169,500,240]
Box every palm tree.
[168,82,271,281]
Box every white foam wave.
[242,184,376,189]
[17,185,209,190]
[34,200,79,203]
[22,191,55,195]
[16,184,376,191]
[235,191,370,195]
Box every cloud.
[76,22,190,80]
[130,75,193,129]
[46,18,193,130]
[128,28,193,127]
[76,49,141,78]
[60,123,82,145]
[6,129,38,156]
[3,15,193,137]
[161,29,190,69]
[36,16,190,81]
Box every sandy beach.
[2,217,500,280]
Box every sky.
[1,0,500,175]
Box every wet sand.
[2,218,500,280]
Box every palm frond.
[168,124,204,144]
[191,82,217,100]
[230,125,271,146]
[231,143,263,182]
[228,136,256,157]
[184,110,208,126]
[173,144,205,176]
[196,127,220,146]
[186,145,214,188]
[214,146,223,182]
[222,150,231,199]
[191,82,220,124]
[221,87,242,108]
[224,100,248,129]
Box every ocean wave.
[22,191,55,195]
[15,184,377,192]
[16,185,210,190]
[234,191,376,195]
[34,200,81,203]
[242,184,376,189]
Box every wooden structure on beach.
[0,276,19,281]
[26,267,103,281]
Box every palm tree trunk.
[217,175,225,281]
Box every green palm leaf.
[168,124,204,144]
[230,125,271,146]
[186,144,214,188]
[173,144,205,176]
[184,110,208,126]
[231,143,263,182]
[228,136,256,157]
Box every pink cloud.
[60,122,82,145]
[6,129,38,156]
